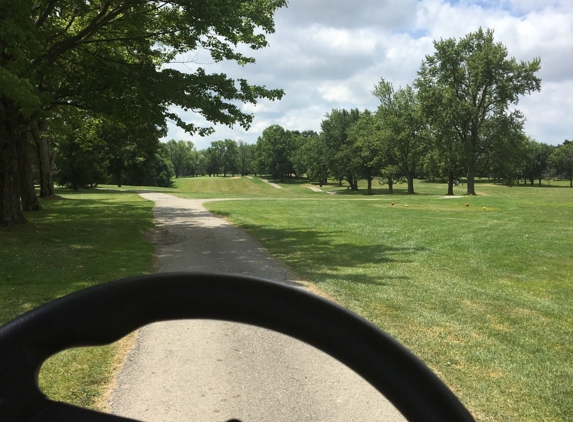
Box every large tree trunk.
[0,100,27,224]
[466,161,477,195]
[0,134,25,224]
[18,128,42,211]
[406,172,415,194]
[447,169,455,195]
[347,175,358,191]
[367,177,373,195]
[31,120,55,198]
[387,177,393,194]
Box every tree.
[122,143,174,187]
[302,134,329,186]
[477,114,529,185]
[0,0,286,224]
[203,145,223,177]
[237,140,255,176]
[347,111,385,195]
[415,28,541,195]
[254,125,294,181]
[99,117,161,187]
[422,126,465,195]
[373,80,427,194]
[289,130,315,178]
[53,112,107,190]
[166,140,190,178]
[219,139,240,177]
[520,139,554,186]
[146,143,175,188]
[551,141,573,187]
[166,140,198,178]
[321,108,362,189]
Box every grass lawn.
[187,177,573,422]
[0,190,154,410]
[2,176,571,420]
[172,175,332,198]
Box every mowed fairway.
[173,176,573,422]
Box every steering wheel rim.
[0,272,475,422]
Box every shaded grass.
[0,189,154,410]
[203,182,573,421]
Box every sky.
[164,0,573,150]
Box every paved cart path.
[110,193,405,422]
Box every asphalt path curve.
[110,192,406,422]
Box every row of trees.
[251,118,573,193]
[56,106,572,192]
[0,0,286,224]
[55,136,254,188]
[251,28,553,194]
[53,111,172,190]
[520,140,573,186]
[164,138,256,179]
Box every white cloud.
[309,27,378,55]
[276,0,418,30]
[317,84,356,103]
[517,80,573,143]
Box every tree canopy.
[373,79,428,194]
[552,141,573,187]
[415,28,541,195]
[0,0,286,224]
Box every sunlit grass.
[172,175,323,198]
[203,181,573,422]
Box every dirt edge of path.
[96,332,138,412]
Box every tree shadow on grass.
[144,203,426,287]
[3,192,155,323]
[33,190,153,225]
[240,225,425,286]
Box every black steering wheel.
[0,273,475,422]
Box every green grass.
[171,175,343,198]
[0,189,154,410]
[200,179,573,421]
[3,176,571,419]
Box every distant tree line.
[247,121,573,193]
[248,28,573,193]
[53,112,173,190]
[157,138,256,179]
[58,117,570,194]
